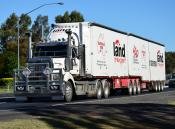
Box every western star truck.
[14,22,165,102]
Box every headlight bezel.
[43,67,52,75]
[22,67,31,77]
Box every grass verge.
[0,119,52,129]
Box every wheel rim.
[155,83,157,92]
[133,85,136,95]
[97,88,102,98]
[104,86,109,98]
[129,85,132,95]
[65,85,72,100]
[97,81,102,99]
[137,86,141,94]
[161,83,164,91]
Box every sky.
[0,0,175,51]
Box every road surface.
[0,88,175,129]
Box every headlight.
[22,68,31,77]
[43,67,52,75]
[52,74,60,80]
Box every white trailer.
[14,22,165,101]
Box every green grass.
[0,117,121,129]
[0,119,53,129]
[0,88,13,94]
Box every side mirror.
[65,58,73,72]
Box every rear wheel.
[102,80,110,99]
[64,81,73,102]
[157,82,161,92]
[154,82,158,92]
[96,80,103,99]
[128,81,133,95]
[133,81,137,95]
[160,82,164,91]
[136,81,141,94]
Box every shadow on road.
[14,103,175,129]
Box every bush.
[0,78,13,89]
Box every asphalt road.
[0,88,175,129]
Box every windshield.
[33,42,68,58]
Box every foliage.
[165,52,175,74]
[31,15,49,42]
[0,13,18,46]
[0,13,32,77]
[55,10,84,23]
[2,51,18,77]
[0,78,13,88]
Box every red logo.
[97,34,105,56]
[113,39,126,64]
[133,46,139,58]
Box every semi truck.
[14,22,165,102]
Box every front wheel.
[64,81,73,102]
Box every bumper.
[14,92,64,98]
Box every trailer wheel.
[158,82,161,92]
[128,81,133,95]
[64,81,73,102]
[154,82,158,92]
[96,80,103,99]
[102,80,110,99]
[133,81,137,95]
[160,82,164,91]
[136,81,141,94]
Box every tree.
[19,14,32,36]
[70,10,84,22]
[0,13,31,77]
[0,13,18,46]
[55,10,84,23]
[31,15,49,42]
[2,51,18,77]
[165,52,175,74]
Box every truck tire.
[64,81,73,102]
[133,81,137,95]
[102,80,110,99]
[157,82,161,92]
[160,82,164,91]
[96,80,103,99]
[128,81,133,95]
[154,82,158,92]
[136,81,141,94]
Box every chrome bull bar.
[14,65,63,95]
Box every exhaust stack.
[26,32,32,59]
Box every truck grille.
[27,63,49,87]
